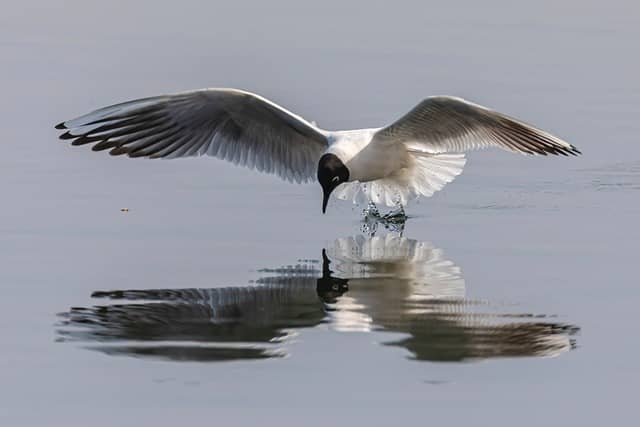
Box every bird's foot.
[361,202,407,236]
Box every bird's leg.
[374,199,407,234]
[381,205,407,233]
[383,198,407,221]
[360,200,408,236]
[386,202,406,219]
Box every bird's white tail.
[333,153,466,206]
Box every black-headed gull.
[56,88,580,213]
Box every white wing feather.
[373,96,580,156]
[56,89,329,183]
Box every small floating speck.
[120,208,129,212]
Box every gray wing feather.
[373,96,580,156]
[56,89,329,183]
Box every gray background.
[1,0,638,425]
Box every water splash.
[361,202,408,235]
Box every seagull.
[55,88,580,213]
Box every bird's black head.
[316,249,349,303]
[317,153,349,214]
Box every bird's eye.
[332,176,340,183]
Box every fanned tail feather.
[333,153,466,207]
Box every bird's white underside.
[329,234,465,298]
[332,152,467,206]
[57,88,579,208]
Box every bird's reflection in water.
[57,234,579,362]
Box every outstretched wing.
[373,96,580,156]
[56,88,329,183]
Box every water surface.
[1,0,639,425]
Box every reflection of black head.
[316,249,349,302]
[317,154,349,214]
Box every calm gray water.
[2,1,639,425]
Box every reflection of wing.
[388,315,577,361]
[90,345,277,362]
[325,234,578,361]
[58,272,324,362]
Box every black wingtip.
[55,122,67,130]
[59,131,75,140]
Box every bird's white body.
[326,129,399,182]
[56,88,580,211]
[325,128,467,206]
